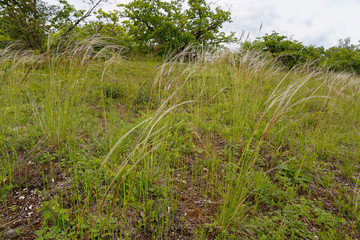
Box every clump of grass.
[6,37,123,149]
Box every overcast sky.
[48,0,360,48]
[221,0,360,48]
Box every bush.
[242,32,324,69]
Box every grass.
[0,40,360,239]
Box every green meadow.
[1,40,360,239]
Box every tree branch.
[193,23,219,40]
[61,0,104,38]
[99,24,118,35]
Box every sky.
[47,0,360,48]
[221,0,360,48]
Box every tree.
[0,0,51,50]
[115,0,236,54]
[0,0,106,51]
[77,9,133,51]
[242,32,324,69]
[58,0,106,38]
[323,38,360,74]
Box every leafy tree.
[50,0,86,34]
[77,8,133,51]
[322,38,360,74]
[0,0,105,51]
[242,32,324,69]
[112,0,236,54]
[0,0,51,50]
[0,24,10,48]
[58,0,106,38]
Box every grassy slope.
[0,43,360,239]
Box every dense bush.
[242,32,360,74]
[322,38,360,74]
[241,32,324,69]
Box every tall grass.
[1,41,359,238]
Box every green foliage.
[242,32,360,74]
[0,0,51,50]
[49,0,86,33]
[252,171,290,207]
[116,0,236,54]
[0,0,100,51]
[80,9,133,52]
[275,161,311,187]
[323,37,360,74]
[103,79,126,100]
[242,32,324,69]
[247,197,347,239]
[0,0,235,55]
[0,27,10,48]
[39,195,70,229]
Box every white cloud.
[219,0,360,47]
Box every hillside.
[0,42,360,239]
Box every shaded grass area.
[0,42,360,239]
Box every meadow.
[0,39,360,239]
